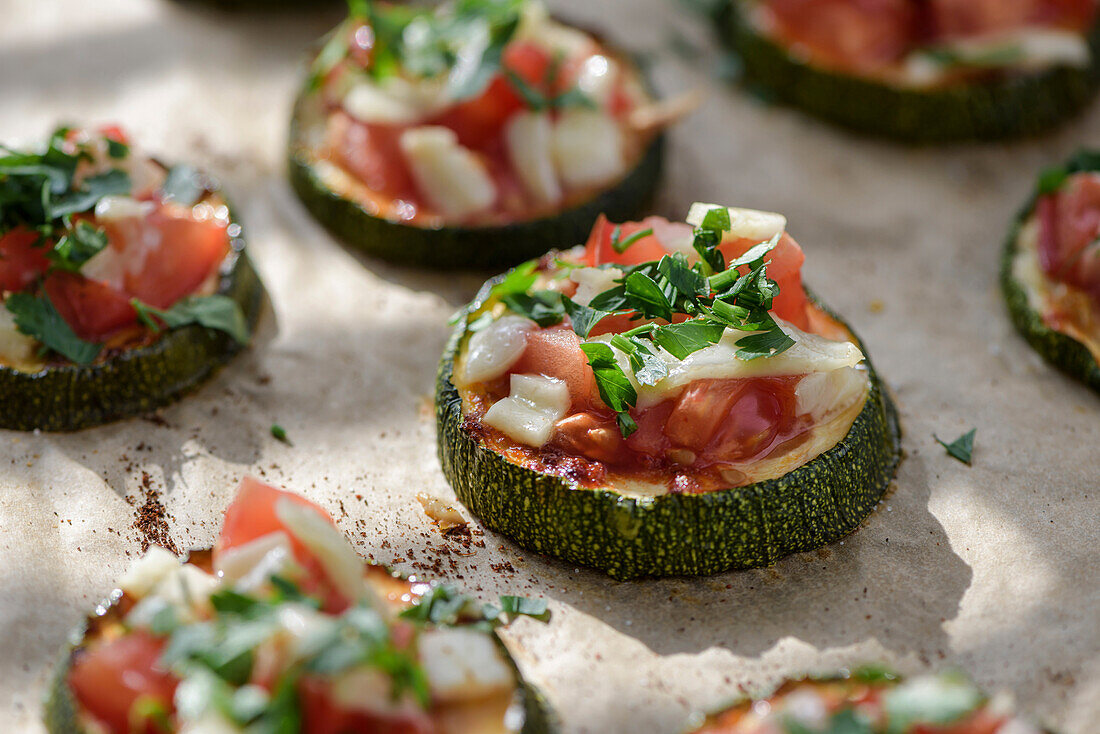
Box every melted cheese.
[591,319,864,409]
[215,532,302,594]
[400,126,496,218]
[482,373,570,447]
[418,627,515,703]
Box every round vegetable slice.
[1002,150,1100,393]
[436,273,902,580]
[720,1,1100,142]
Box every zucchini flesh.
[0,243,265,432]
[1002,153,1100,393]
[721,2,1100,142]
[436,277,902,580]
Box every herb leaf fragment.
[935,429,976,466]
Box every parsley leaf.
[935,429,976,465]
[611,226,654,254]
[270,424,292,445]
[562,296,612,338]
[734,326,796,361]
[162,165,205,208]
[49,221,107,272]
[651,320,725,359]
[578,342,638,435]
[498,595,549,620]
[49,169,131,219]
[500,290,564,327]
[132,295,249,345]
[1037,165,1069,196]
[4,292,101,364]
[623,271,673,321]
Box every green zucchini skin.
[287,90,665,272]
[43,590,559,734]
[436,277,902,580]
[1001,152,1100,393]
[0,244,265,432]
[720,1,1100,143]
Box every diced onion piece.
[0,306,39,367]
[461,315,534,384]
[215,531,302,594]
[795,367,868,422]
[505,111,562,206]
[570,266,623,306]
[483,373,570,447]
[274,498,383,611]
[400,126,496,219]
[343,80,422,125]
[418,627,515,703]
[118,546,182,598]
[575,54,619,106]
[79,242,127,289]
[93,195,154,222]
[552,109,625,189]
[686,203,787,242]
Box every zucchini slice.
[437,277,901,581]
[287,6,666,272]
[687,666,1051,733]
[720,1,1100,142]
[1002,151,1100,393]
[0,241,264,432]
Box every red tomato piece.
[44,271,137,342]
[1038,174,1100,296]
[0,227,50,292]
[1039,0,1099,28]
[331,113,418,203]
[511,325,598,410]
[583,214,670,267]
[299,677,436,734]
[102,208,230,310]
[765,0,917,72]
[68,630,177,734]
[929,0,1037,36]
[98,125,130,146]
[215,477,350,612]
[718,233,810,329]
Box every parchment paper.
[1,0,1098,731]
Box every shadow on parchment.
[538,444,972,662]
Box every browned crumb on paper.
[133,471,178,555]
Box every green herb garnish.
[132,295,249,345]
[935,429,976,465]
[270,424,291,445]
[5,292,101,365]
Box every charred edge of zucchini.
[436,275,903,580]
[1001,155,1100,393]
[0,245,265,432]
[720,2,1100,143]
[44,579,559,734]
[286,92,665,272]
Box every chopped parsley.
[270,424,291,445]
[486,206,796,435]
[935,428,975,465]
[5,292,101,365]
[132,296,249,345]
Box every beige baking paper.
[0,0,1097,731]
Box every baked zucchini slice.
[288,0,668,271]
[45,477,557,734]
[436,204,901,579]
[687,666,1051,733]
[1002,150,1100,392]
[0,127,265,431]
[721,1,1100,142]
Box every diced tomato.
[765,0,916,72]
[68,630,177,734]
[0,227,50,292]
[331,113,418,203]
[1038,173,1100,297]
[1039,0,1099,29]
[101,208,230,310]
[299,677,436,734]
[98,125,130,146]
[215,477,350,612]
[666,377,798,461]
[718,233,811,329]
[428,41,552,149]
[510,325,598,410]
[583,214,671,267]
[44,271,137,342]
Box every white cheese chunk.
[93,195,154,222]
[215,531,302,594]
[400,126,496,218]
[686,203,787,242]
[461,315,535,384]
[575,54,619,106]
[0,306,39,368]
[602,319,864,409]
[118,546,183,598]
[418,627,515,703]
[126,560,219,627]
[505,111,561,206]
[795,367,867,421]
[275,499,384,612]
[570,266,623,306]
[551,109,625,189]
[483,373,570,447]
[343,76,447,125]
